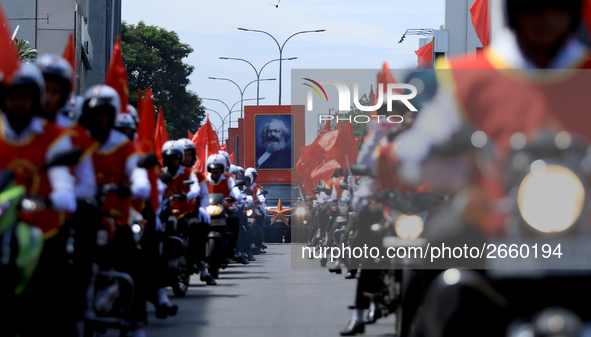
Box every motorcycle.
[157,172,195,297]
[349,164,447,337]
[206,192,237,279]
[413,130,591,337]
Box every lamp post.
[219,56,297,105]
[201,97,264,142]
[208,77,275,119]
[237,28,325,105]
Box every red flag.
[310,160,341,187]
[136,88,156,153]
[62,34,76,90]
[229,152,235,164]
[105,36,129,112]
[188,130,194,139]
[155,107,169,162]
[192,115,220,172]
[415,41,434,69]
[325,121,359,170]
[374,62,401,115]
[220,144,227,153]
[0,3,19,83]
[470,0,490,48]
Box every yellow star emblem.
[268,199,291,226]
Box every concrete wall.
[444,0,483,57]
[87,0,121,87]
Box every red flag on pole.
[0,3,20,84]
[415,41,434,68]
[136,88,156,153]
[192,115,220,172]
[188,130,194,139]
[155,107,169,162]
[105,36,129,112]
[310,160,341,187]
[470,0,490,48]
[325,121,360,170]
[229,152,235,164]
[63,34,76,90]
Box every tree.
[343,94,371,147]
[121,21,205,139]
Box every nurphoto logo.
[303,79,418,114]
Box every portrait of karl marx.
[256,118,292,169]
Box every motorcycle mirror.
[312,188,320,194]
[159,172,173,183]
[349,164,374,177]
[183,180,194,186]
[322,187,332,194]
[225,196,236,202]
[137,153,159,168]
[44,147,81,169]
[243,189,254,196]
[339,183,349,190]
[260,190,269,195]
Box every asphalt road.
[138,244,396,337]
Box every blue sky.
[122,0,444,141]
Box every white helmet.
[207,154,226,172]
[60,95,84,121]
[81,85,121,127]
[177,138,196,166]
[36,54,73,105]
[229,164,239,175]
[218,150,231,172]
[162,140,184,163]
[244,171,254,186]
[114,112,137,131]
[8,62,46,109]
[127,104,139,125]
[245,168,258,183]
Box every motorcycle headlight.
[206,205,223,216]
[517,164,585,233]
[131,224,142,234]
[246,209,254,217]
[294,207,306,216]
[395,215,424,240]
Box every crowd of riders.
[0,53,268,337]
[303,0,591,336]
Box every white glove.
[198,207,211,224]
[50,190,77,213]
[187,191,199,200]
[131,182,151,200]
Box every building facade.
[1,0,121,93]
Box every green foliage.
[121,21,205,139]
[343,94,371,148]
[15,39,37,61]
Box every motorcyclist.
[205,154,249,264]
[0,61,78,336]
[160,140,215,285]
[395,0,591,236]
[78,84,152,337]
[37,52,103,334]
[177,138,198,167]
[114,109,138,141]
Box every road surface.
[141,244,396,337]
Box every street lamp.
[237,28,325,105]
[219,56,297,105]
[201,97,264,141]
[208,77,275,118]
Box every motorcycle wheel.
[207,237,221,279]
[172,272,189,297]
